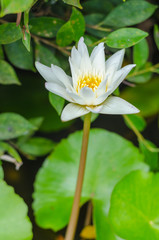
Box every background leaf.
[133,38,149,68]
[30,17,65,38]
[49,92,65,116]
[63,0,82,9]
[0,60,20,85]
[33,129,148,239]
[109,171,159,240]
[121,77,159,117]
[0,180,32,240]
[103,0,157,27]
[154,24,159,50]
[105,28,148,48]
[0,113,36,140]
[18,137,55,157]
[124,114,146,132]
[0,0,34,16]
[4,40,34,71]
[0,23,22,44]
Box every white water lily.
[35,37,139,121]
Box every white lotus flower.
[35,37,139,122]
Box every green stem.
[124,115,159,153]
[65,113,91,240]
[127,63,159,78]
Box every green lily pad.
[33,129,148,239]
[0,180,32,240]
[109,170,159,240]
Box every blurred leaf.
[35,43,60,67]
[0,180,32,239]
[0,141,22,163]
[18,137,55,157]
[63,0,82,9]
[0,45,4,59]
[29,117,44,129]
[0,161,3,179]
[0,0,34,16]
[0,60,20,85]
[56,21,74,46]
[49,92,65,116]
[0,113,36,140]
[56,8,85,46]
[83,0,114,14]
[128,62,152,83]
[103,1,157,27]
[30,17,64,38]
[154,24,159,50]
[121,77,159,117]
[33,129,148,238]
[124,114,146,132]
[4,40,34,71]
[139,140,158,171]
[22,10,31,51]
[80,225,96,239]
[0,23,22,44]
[109,171,159,240]
[70,7,85,41]
[105,28,148,49]
[133,38,149,68]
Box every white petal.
[79,87,95,105]
[95,91,110,105]
[90,42,104,62]
[91,43,105,75]
[108,64,136,94]
[71,46,81,68]
[96,77,108,97]
[78,37,89,57]
[45,82,73,102]
[66,89,85,105]
[86,105,103,113]
[99,96,139,115]
[61,103,89,122]
[35,62,61,85]
[51,64,72,89]
[105,49,125,72]
[69,57,78,89]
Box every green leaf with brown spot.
[63,0,82,9]
[30,17,65,38]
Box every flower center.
[76,74,102,92]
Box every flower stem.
[65,113,91,240]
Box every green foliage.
[128,62,152,84]
[139,140,158,171]
[56,8,85,46]
[124,114,146,132]
[4,40,34,71]
[18,137,55,157]
[121,77,159,117]
[0,23,22,44]
[49,92,65,116]
[133,38,149,68]
[109,171,159,240]
[103,1,157,27]
[0,180,32,240]
[0,45,4,59]
[0,0,34,16]
[0,113,36,140]
[105,28,148,48]
[0,161,3,179]
[30,17,65,38]
[33,129,148,237]
[0,141,22,164]
[154,24,159,50]
[35,43,60,67]
[63,0,82,9]
[0,60,20,85]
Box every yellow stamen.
[76,74,102,92]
